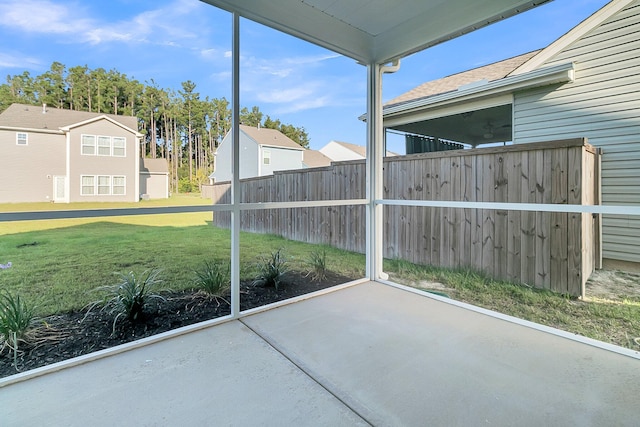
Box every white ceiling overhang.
[200,0,552,64]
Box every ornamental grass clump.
[306,249,328,281]
[0,291,40,368]
[87,268,165,334]
[254,249,288,290]
[194,261,230,304]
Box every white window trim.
[81,134,96,156]
[80,175,126,196]
[81,134,127,157]
[112,137,126,157]
[97,136,112,156]
[113,175,126,195]
[80,175,95,196]
[97,175,111,195]
[263,149,271,165]
[16,132,27,146]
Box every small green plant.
[194,261,230,303]
[306,249,328,281]
[0,291,39,368]
[254,249,288,290]
[88,269,165,334]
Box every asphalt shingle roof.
[302,150,332,168]
[0,103,138,131]
[384,50,541,109]
[241,125,305,150]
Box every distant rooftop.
[302,150,332,168]
[240,125,305,150]
[0,103,138,132]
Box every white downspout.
[365,59,400,282]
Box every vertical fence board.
[481,154,495,276]
[567,147,583,297]
[440,157,451,268]
[535,150,551,289]
[521,151,537,286]
[507,152,522,283]
[431,159,442,265]
[494,153,508,280]
[550,148,569,293]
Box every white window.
[112,137,126,157]
[263,149,271,165]
[81,135,96,155]
[16,132,27,145]
[97,136,111,156]
[113,176,126,195]
[97,175,111,195]
[81,175,95,195]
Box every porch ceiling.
[200,0,551,64]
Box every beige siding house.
[382,0,640,265]
[0,103,142,203]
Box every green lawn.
[1,203,638,351]
[0,212,365,316]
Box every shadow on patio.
[2,280,638,426]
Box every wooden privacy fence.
[207,138,599,297]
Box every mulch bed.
[0,271,354,379]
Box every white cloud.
[0,52,42,69]
[0,0,205,47]
[237,52,351,113]
[0,0,92,36]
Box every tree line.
[0,62,310,192]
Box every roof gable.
[240,125,305,151]
[0,103,138,133]
[510,0,636,75]
[331,140,367,157]
[59,115,141,136]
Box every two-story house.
[210,125,306,183]
[0,103,143,203]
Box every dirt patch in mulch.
[0,271,354,379]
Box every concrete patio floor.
[2,281,639,426]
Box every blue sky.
[0,0,610,153]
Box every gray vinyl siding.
[513,1,640,262]
[259,146,304,177]
[68,120,138,202]
[0,130,66,203]
[211,133,259,182]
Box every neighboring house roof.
[384,50,540,109]
[140,158,169,174]
[321,140,399,160]
[0,103,138,132]
[332,140,367,157]
[240,124,305,151]
[302,150,332,168]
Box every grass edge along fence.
[207,138,599,297]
